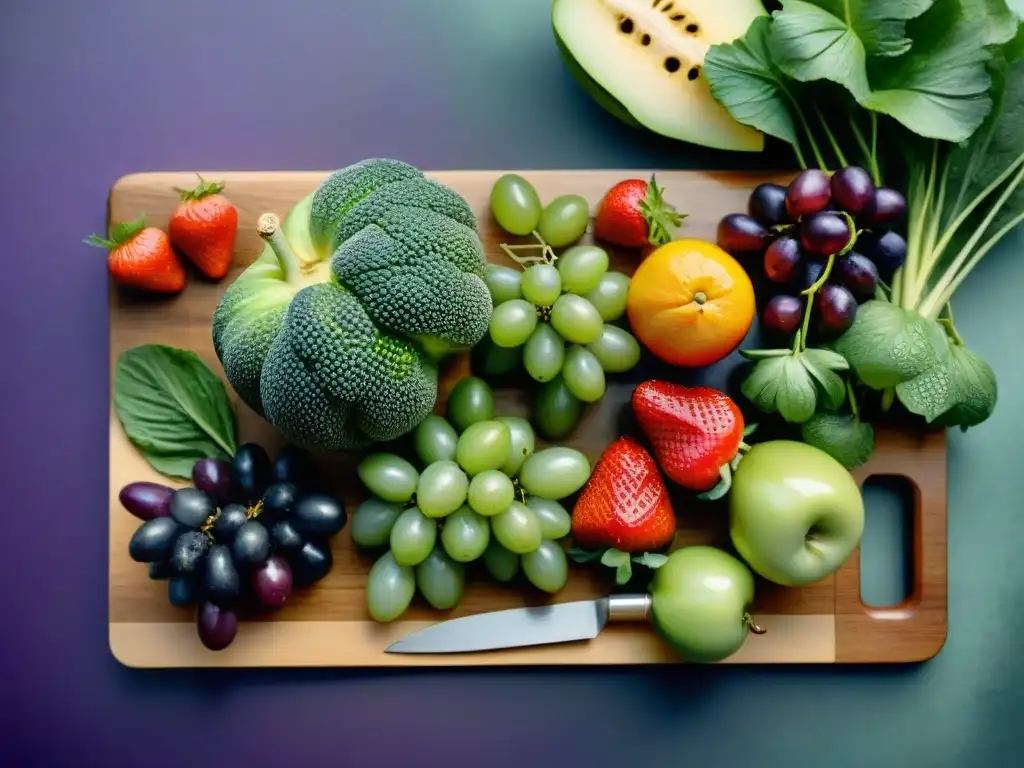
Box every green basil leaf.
[832,301,948,389]
[800,412,876,468]
[704,16,804,152]
[777,357,819,423]
[933,343,998,428]
[114,344,238,480]
[800,353,848,410]
[862,0,1014,142]
[767,0,933,100]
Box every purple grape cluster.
[120,443,346,652]
[716,167,907,341]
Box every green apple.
[729,440,865,587]
[649,545,765,663]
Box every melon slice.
[552,0,766,152]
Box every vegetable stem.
[795,105,827,170]
[257,213,305,284]
[920,159,1024,318]
[815,105,848,167]
[870,113,880,186]
[906,143,941,305]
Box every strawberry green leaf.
[109,214,147,245]
[638,174,686,246]
[600,549,633,585]
[569,546,607,564]
[632,553,669,570]
[742,423,759,437]
[174,173,225,202]
[696,464,733,502]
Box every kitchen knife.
[385,594,653,654]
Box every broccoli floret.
[211,158,493,452]
[308,158,422,258]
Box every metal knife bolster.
[604,594,651,623]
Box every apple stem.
[744,613,767,635]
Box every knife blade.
[385,594,652,654]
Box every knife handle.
[606,594,651,623]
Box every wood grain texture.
[108,168,947,667]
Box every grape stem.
[744,613,767,635]
[793,212,855,353]
[500,230,556,266]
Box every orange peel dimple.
[626,239,756,368]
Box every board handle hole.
[859,475,915,609]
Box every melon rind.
[551,0,766,153]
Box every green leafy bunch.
[703,0,1021,466]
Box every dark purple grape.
[815,284,858,337]
[785,169,832,218]
[128,517,182,563]
[232,443,273,505]
[762,295,804,335]
[716,213,772,254]
[800,212,851,257]
[748,182,790,226]
[270,520,304,556]
[192,458,233,506]
[170,487,215,529]
[859,230,907,274]
[291,541,333,588]
[169,575,198,608]
[292,493,347,538]
[274,445,318,490]
[119,482,173,521]
[864,187,907,230]
[833,252,879,301]
[213,503,249,543]
[801,259,828,292]
[232,520,270,567]
[149,560,173,580]
[203,544,240,605]
[171,530,211,574]
[196,601,238,651]
[830,166,876,216]
[252,556,294,608]
[262,482,298,522]
[763,237,802,283]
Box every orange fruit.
[626,238,756,368]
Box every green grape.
[587,325,642,373]
[440,505,491,562]
[585,271,631,322]
[537,194,590,248]
[490,299,538,348]
[522,323,565,383]
[366,550,416,623]
[562,345,606,403]
[350,497,404,549]
[447,376,494,432]
[415,546,465,611]
[490,173,542,236]
[414,414,458,465]
[525,496,571,539]
[472,335,522,377]
[520,264,562,307]
[468,470,515,516]
[519,447,591,500]
[533,376,584,440]
[522,540,569,593]
[496,416,535,476]
[356,453,418,503]
[416,460,469,518]
[483,264,523,305]
[491,501,543,554]
[455,420,512,476]
[557,244,609,295]
[549,294,603,345]
[482,539,520,583]
[389,506,437,566]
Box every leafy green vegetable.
[801,412,876,468]
[114,344,238,480]
[740,347,848,423]
[933,342,999,427]
[800,348,849,409]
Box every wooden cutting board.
[107,168,947,667]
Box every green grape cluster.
[350,376,592,623]
[481,173,643,439]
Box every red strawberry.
[593,174,686,249]
[85,214,186,294]
[168,175,238,280]
[570,436,676,584]
[632,380,751,500]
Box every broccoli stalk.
[256,213,323,287]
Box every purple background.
[3,1,1023,765]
